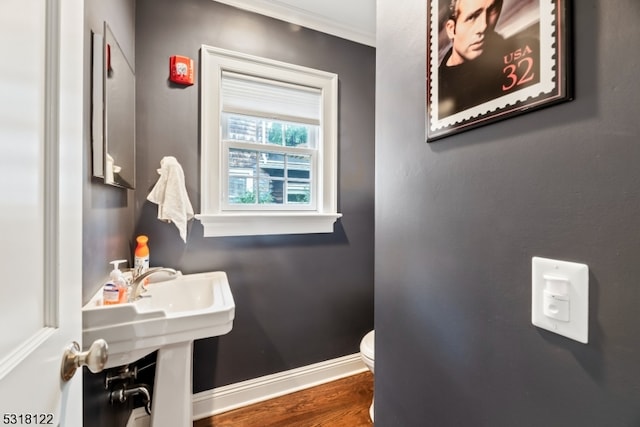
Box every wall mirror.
[92,22,135,189]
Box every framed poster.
[426,0,572,141]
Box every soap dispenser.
[102,282,120,305]
[109,259,129,303]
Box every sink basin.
[83,271,235,369]
[138,274,214,313]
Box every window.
[197,46,341,237]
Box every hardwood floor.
[194,372,374,427]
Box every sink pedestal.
[150,341,194,427]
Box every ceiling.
[212,0,376,47]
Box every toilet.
[360,330,375,422]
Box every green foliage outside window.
[238,191,273,204]
[289,193,310,203]
[267,124,308,146]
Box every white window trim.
[197,45,341,237]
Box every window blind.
[221,71,321,124]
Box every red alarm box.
[169,55,194,85]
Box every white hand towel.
[147,156,194,242]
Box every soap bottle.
[134,235,150,276]
[109,259,129,303]
[102,282,120,305]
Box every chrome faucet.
[128,267,178,302]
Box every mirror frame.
[91,22,136,189]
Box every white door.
[0,0,85,426]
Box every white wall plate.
[532,257,589,343]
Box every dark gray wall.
[83,0,136,304]
[135,0,375,391]
[376,0,640,426]
[83,1,138,426]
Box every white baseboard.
[126,353,366,426]
[193,353,366,419]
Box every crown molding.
[212,0,376,47]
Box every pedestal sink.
[82,271,235,427]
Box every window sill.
[195,212,342,237]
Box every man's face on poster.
[445,0,502,66]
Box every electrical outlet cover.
[532,257,589,343]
